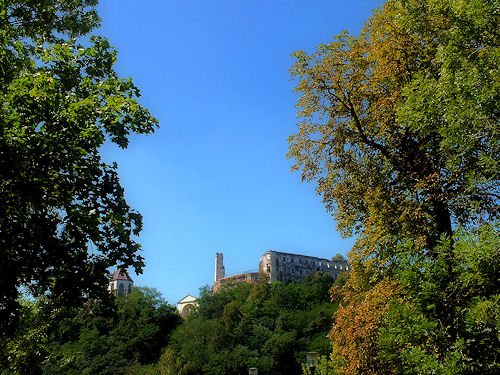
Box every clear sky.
[96,0,383,305]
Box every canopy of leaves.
[2,287,182,374]
[288,0,499,374]
[152,272,342,375]
[0,0,158,334]
[289,0,499,258]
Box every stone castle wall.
[211,250,349,293]
[212,272,260,293]
[259,250,348,284]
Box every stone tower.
[214,252,225,283]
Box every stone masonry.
[212,250,348,292]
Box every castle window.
[267,265,271,272]
[319,261,322,267]
[327,263,330,268]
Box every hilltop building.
[212,250,348,292]
[259,250,348,283]
[177,294,199,318]
[108,269,134,297]
[212,252,259,292]
[213,271,260,293]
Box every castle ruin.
[212,250,348,292]
[259,250,348,283]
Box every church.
[108,268,134,297]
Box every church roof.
[111,269,133,282]
[177,294,197,304]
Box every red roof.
[112,269,133,282]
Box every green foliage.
[378,224,500,375]
[288,0,499,258]
[302,355,339,375]
[35,287,182,375]
[149,347,191,375]
[331,254,346,262]
[288,0,499,374]
[0,0,158,335]
[1,300,50,374]
[154,274,338,375]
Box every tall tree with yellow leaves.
[289,0,499,373]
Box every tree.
[376,224,500,375]
[329,273,401,374]
[0,0,158,334]
[0,299,51,374]
[288,0,499,373]
[288,0,499,259]
[160,274,337,375]
[331,254,346,262]
[36,287,182,374]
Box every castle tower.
[214,252,225,283]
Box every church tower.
[108,269,134,297]
[214,252,225,283]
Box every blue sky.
[96,0,383,304]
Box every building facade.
[259,250,348,283]
[212,250,349,292]
[177,294,199,318]
[108,269,134,297]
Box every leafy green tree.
[40,287,182,374]
[0,0,158,334]
[378,224,500,375]
[330,254,346,262]
[289,0,498,259]
[222,301,243,331]
[149,347,191,375]
[288,0,499,373]
[160,273,337,375]
[1,300,51,374]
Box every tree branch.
[345,93,393,161]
